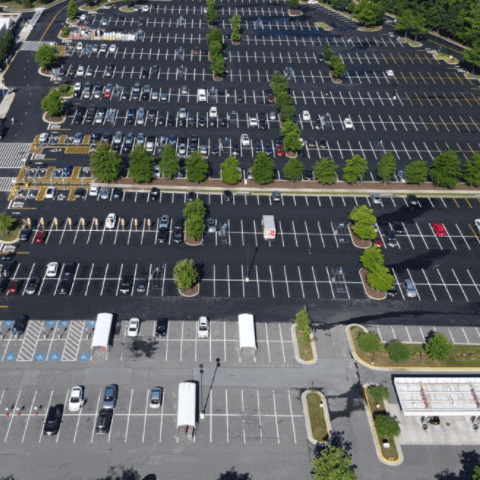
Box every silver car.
[403,279,417,298]
[102,384,118,409]
[159,215,170,229]
[149,387,163,409]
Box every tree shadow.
[129,338,159,359]
[217,467,252,480]
[435,450,480,480]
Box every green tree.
[221,156,242,185]
[0,211,14,236]
[283,157,305,181]
[349,204,376,226]
[269,71,288,95]
[34,44,58,70]
[374,413,401,438]
[289,0,300,10]
[376,152,397,182]
[159,145,179,179]
[40,89,64,117]
[90,144,122,183]
[186,150,209,182]
[311,444,356,480]
[367,265,395,292]
[279,103,296,122]
[356,331,382,353]
[323,43,333,62]
[314,158,338,185]
[232,30,241,42]
[128,146,154,183]
[209,40,222,55]
[464,43,480,69]
[394,9,416,37]
[183,197,206,220]
[206,5,218,24]
[0,31,14,64]
[342,154,368,183]
[206,27,222,45]
[185,215,205,241]
[410,14,428,40]
[404,160,429,184]
[294,306,312,344]
[360,246,384,271]
[368,385,390,404]
[424,332,454,361]
[280,120,303,152]
[275,90,293,109]
[354,0,386,26]
[430,150,462,189]
[353,223,376,240]
[463,153,480,186]
[387,341,411,363]
[473,465,480,480]
[251,152,275,185]
[173,259,198,291]
[67,0,78,19]
[210,53,225,76]
[330,55,347,78]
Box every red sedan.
[373,238,383,248]
[8,281,18,294]
[432,223,447,237]
[276,146,285,156]
[34,230,46,244]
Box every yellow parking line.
[452,197,460,208]
[443,93,452,107]
[422,53,432,64]
[433,92,442,106]
[445,72,456,85]
[415,93,423,106]
[460,93,471,106]
[410,53,420,64]
[401,71,409,84]
[469,224,479,236]
[464,197,473,208]
[465,142,476,155]
[410,72,417,84]
[404,92,414,106]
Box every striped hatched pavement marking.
[0,177,14,192]
[17,321,43,362]
[0,143,31,169]
[61,321,85,361]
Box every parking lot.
[0,319,296,367]
[0,384,304,446]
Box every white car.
[80,14,86,20]
[76,42,83,52]
[398,170,406,183]
[68,386,84,412]
[76,65,85,76]
[127,318,140,337]
[209,106,217,118]
[198,316,209,338]
[45,187,56,199]
[108,44,116,53]
[89,185,99,196]
[475,219,480,234]
[39,133,49,143]
[344,117,353,129]
[241,134,250,146]
[386,70,394,77]
[142,4,149,12]
[99,44,107,53]
[302,110,311,121]
[153,165,160,179]
[105,213,116,229]
[46,262,59,277]
[249,117,258,128]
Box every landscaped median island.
[363,385,401,462]
[292,307,317,364]
[349,325,480,369]
[0,212,23,243]
[306,391,328,442]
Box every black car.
[136,278,147,293]
[387,285,398,297]
[168,115,175,126]
[58,278,73,295]
[303,169,314,180]
[255,143,263,154]
[141,67,149,78]
[148,108,157,119]
[90,132,101,144]
[119,274,132,294]
[44,405,62,436]
[198,116,206,127]
[149,187,160,200]
[265,144,273,156]
[0,278,7,293]
[259,119,267,130]
[386,229,397,247]
[392,222,405,234]
[156,318,168,337]
[74,188,86,198]
[12,315,28,335]
[112,188,122,199]
[275,136,283,147]
[105,64,115,77]
[25,276,41,295]
[95,409,113,434]
[211,143,219,155]
[173,217,183,243]
[407,194,421,208]
[1,260,17,278]
[158,226,169,243]
[231,143,240,155]
[19,227,32,241]
[223,190,233,202]
[186,191,196,202]
[158,114,166,126]
[127,107,136,125]
[220,117,228,127]
[187,114,195,126]
[307,138,316,148]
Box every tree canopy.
[186,150,209,182]
[311,445,357,480]
[90,144,122,183]
[128,146,154,183]
[251,152,275,184]
[221,156,242,185]
[34,44,58,70]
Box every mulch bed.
[360,268,387,300]
[178,283,200,297]
[329,71,342,84]
[185,235,203,246]
[43,113,65,123]
[288,9,303,16]
[348,224,372,248]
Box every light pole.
[202,359,221,418]
[244,246,258,283]
[199,364,204,419]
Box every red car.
[373,238,383,248]
[8,281,18,294]
[103,90,111,99]
[432,223,447,237]
[34,230,46,244]
[276,146,285,156]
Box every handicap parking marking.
[49,353,61,362]
[35,352,46,362]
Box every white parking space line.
[21,390,37,443]
[437,269,452,301]
[272,390,280,444]
[404,326,412,342]
[142,390,149,443]
[225,389,229,443]
[57,390,70,443]
[159,394,165,442]
[241,389,246,443]
[422,269,436,301]
[39,389,53,443]
[90,390,101,443]
[452,269,468,301]
[125,388,134,443]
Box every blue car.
[169,134,176,146]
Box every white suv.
[198,316,209,338]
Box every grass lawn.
[314,22,332,31]
[56,85,74,97]
[296,327,313,362]
[358,26,382,32]
[350,326,480,368]
[0,223,22,242]
[434,52,459,64]
[398,37,422,47]
[306,392,328,442]
[119,5,134,11]
[364,387,399,460]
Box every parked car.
[102,384,118,409]
[95,409,113,434]
[149,387,163,408]
[25,276,41,295]
[12,315,28,335]
[156,318,168,337]
[432,223,447,237]
[403,279,417,298]
[198,316,209,338]
[43,405,62,436]
[68,386,85,412]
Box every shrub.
[283,157,305,181]
[173,259,198,291]
[374,413,400,438]
[366,265,395,292]
[386,341,411,363]
[186,150,209,182]
[294,306,312,344]
[360,246,384,271]
[251,152,275,185]
[405,160,429,184]
[424,332,454,361]
[356,331,382,353]
[314,158,338,185]
[185,215,205,241]
[368,385,390,404]
[183,197,206,220]
[429,150,462,189]
[221,156,242,184]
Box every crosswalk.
[0,143,30,168]
[0,177,14,191]
[19,41,48,51]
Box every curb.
[42,112,65,124]
[38,67,53,78]
[397,38,423,48]
[348,224,372,249]
[363,383,404,466]
[184,236,204,247]
[301,390,331,445]
[359,268,387,301]
[178,284,200,298]
[291,325,317,365]
[345,324,480,371]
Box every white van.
[198,316,209,338]
[197,89,206,102]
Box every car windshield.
[70,397,79,403]
[199,325,207,330]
